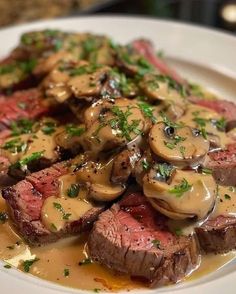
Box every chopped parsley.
[2,138,27,153]
[107,106,142,141]
[214,117,226,131]
[151,239,161,248]
[169,178,192,197]
[63,64,102,76]
[23,257,39,273]
[63,268,70,277]
[78,258,92,266]
[10,119,34,136]
[51,223,57,231]
[141,159,150,171]
[53,202,71,220]
[67,184,80,198]
[161,112,184,129]
[157,163,172,179]
[179,145,186,158]
[93,289,101,293]
[138,102,157,123]
[19,59,37,74]
[12,151,44,169]
[0,212,8,224]
[4,264,11,269]
[66,124,85,137]
[201,167,212,175]
[224,194,231,200]
[175,228,183,236]
[41,121,56,135]
[110,69,136,96]
[155,75,187,97]
[189,83,204,97]
[164,135,186,150]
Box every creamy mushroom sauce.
[0,29,236,292]
[1,195,236,292]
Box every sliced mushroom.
[76,159,126,202]
[68,64,110,101]
[111,147,141,184]
[33,51,74,77]
[139,73,187,104]
[54,123,85,153]
[81,98,150,155]
[179,104,231,149]
[149,122,209,167]
[143,169,216,220]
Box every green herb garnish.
[41,121,56,135]
[138,102,157,123]
[202,168,212,175]
[175,228,183,236]
[78,258,92,266]
[53,202,71,220]
[0,212,8,224]
[66,124,85,137]
[4,264,12,269]
[141,159,150,171]
[63,268,70,277]
[2,138,27,153]
[224,194,231,200]
[157,163,172,179]
[13,151,44,168]
[169,178,192,197]
[67,184,80,198]
[151,239,161,248]
[10,119,34,136]
[23,257,39,273]
[108,106,141,141]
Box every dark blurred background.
[0,0,236,33]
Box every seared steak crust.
[196,216,236,253]
[206,144,236,186]
[88,193,199,287]
[2,162,104,244]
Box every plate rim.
[0,14,236,294]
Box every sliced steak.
[195,99,236,130]
[131,39,185,85]
[205,143,236,186]
[0,88,48,130]
[88,193,199,287]
[196,216,236,253]
[2,162,104,244]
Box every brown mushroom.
[149,122,209,167]
[76,159,126,202]
[143,168,216,220]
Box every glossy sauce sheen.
[0,193,236,292]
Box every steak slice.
[2,162,104,244]
[194,99,236,130]
[195,216,236,253]
[88,193,199,287]
[131,39,185,85]
[205,143,236,186]
[0,88,48,130]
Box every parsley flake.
[169,178,192,197]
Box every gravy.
[0,193,235,292]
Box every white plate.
[0,15,236,294]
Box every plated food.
[0,28,236,292]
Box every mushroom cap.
[149,122,209,167]
[76,159,126,202]
[143,169,217,220]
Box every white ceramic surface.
[0,15,236,294]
